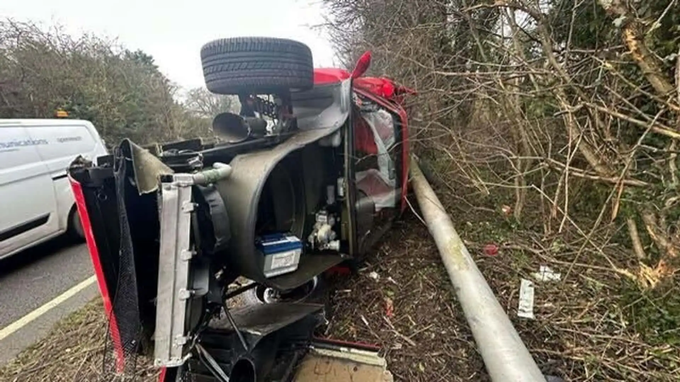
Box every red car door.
[348,83,410,255]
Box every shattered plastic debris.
[532,265,561,282]
[483,244,499,257]
[518,279,535,319]
[369,271,380,281]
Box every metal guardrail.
[410,158,545,382]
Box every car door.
[347,89,408,255]
[0,125,58,258]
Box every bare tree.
[324,0,680,288]
[184,87,238,118]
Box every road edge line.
[0,275,96,342]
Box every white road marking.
[0,275,96,342]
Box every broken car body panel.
[68,53,412,381]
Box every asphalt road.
[0,237,97,367]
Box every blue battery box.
[256,233,303,278]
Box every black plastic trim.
[0,214,50,242]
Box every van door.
[0,126,59,258]
[25,122,101,233]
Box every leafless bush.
[323,0,680,288]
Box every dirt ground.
[328,213,680,381]
[1,211,678,382]
[0,298,157,382]
[326,216,488,381]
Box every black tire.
[201,37,314,95]
[67,207,85,242]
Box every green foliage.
[523,95,559,120]
[0,20,208,145]
[620,278,680,346]
[548,0,613,49]
[549,0,680,60]
[643,1,680,60]
[569,180,610,216]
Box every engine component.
[308,210,340,251]
[242,276,321,305]
[256,233,303,278]
[336,177,345,198]
[326,185,336,205]
[212,112,268,143]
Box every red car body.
[69,52,414,382]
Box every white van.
[0,119,108,259]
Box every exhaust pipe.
[410,158,545,382]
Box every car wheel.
[201,37,314,95]
[67,207,85,241]
[242,276,324,305]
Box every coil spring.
[251,96,278,118]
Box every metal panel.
[154,175,195,367]
[211,303,324,338]
[294,346,393,382]
[216,79,352,288]
[153,165,233,368]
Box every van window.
[0,127,45,171]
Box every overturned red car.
[68,37,414,382]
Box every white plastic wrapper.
[518,279,535,319]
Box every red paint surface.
[483,244,500,257]
[69,176,125,372]
[351,51,372,79]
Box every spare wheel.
[201,37,314,95]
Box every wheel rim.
[254,276,319,304]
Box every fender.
[215,79,352,290]
[217,122,345,290]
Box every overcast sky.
[0,0,336,89]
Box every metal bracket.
[182,201,196,213]
[196,344,230,382]
[180,250,195,261]
[178,288,195,300]
[174,335,189,347]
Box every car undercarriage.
[68,37,414,382]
